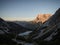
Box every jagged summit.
[34,14,52,23]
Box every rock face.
[28,8,60,42]
[34,14,52,23]
[0,18,10,34]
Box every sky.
[0,0,60,21]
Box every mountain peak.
[34,14,52,23]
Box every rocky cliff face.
[34,14,52,23]
[28,8,60,42]
[0,18,10,34]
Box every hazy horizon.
[0,0,60,21]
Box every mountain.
[0,18,32,45]
[7,21,31,34]
[28,8,60,44]
[0,17,31,34]
[0,18,12,44]
[43,8,60,41]
[0,8,60,45]
[14,21,42,30]
[33,14,52,23]
[14,14,51,30]
[0,18,10,34]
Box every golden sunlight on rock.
[34,14,52,23]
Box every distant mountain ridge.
[14,14,52,30]
[0,18,31,34]
[14,21,42,30]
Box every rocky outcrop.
[34,14,52,23]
